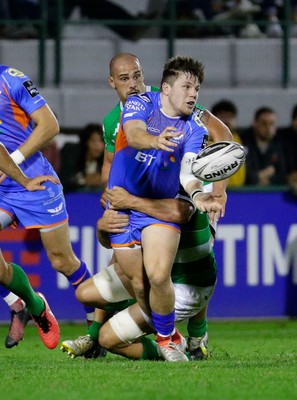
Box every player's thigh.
[99,304,151,348]
[75,275,108,305]
[91,263,135,304]
[142,224,180,277]
[174,283,215,322]
[113,248,143,281]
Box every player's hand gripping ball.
[191,141,246,182]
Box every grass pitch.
[1,320,297,400]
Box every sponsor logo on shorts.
[23,80,40,97]
[47,202,64,215]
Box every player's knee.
[75,281,88,303]
[147,270,170,288]
[48,252,78,275]
[99,323,117,350]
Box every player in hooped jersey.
[0,65,94,347]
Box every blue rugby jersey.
[0,65,57,191]
[108,91,208,200]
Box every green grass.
[1,320,297,400]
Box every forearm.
[97,229,112,249]
[128,196,194,224]
[18,105,59,160]
[101,160,111,191]
[212,179,228,195]
[201,110,234,142]
[126,127,154,150]
[96,219,112,249]
[0,145,29,187]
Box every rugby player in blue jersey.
[0,142,60,348]
[105,55,222,362]
[0,65,94,348]
[61,53,231,362]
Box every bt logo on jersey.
[135,151,156,165]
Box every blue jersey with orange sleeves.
[0,65,57,191]
[108,91,208,200]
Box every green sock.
[6,263,44,316]
[187,319,208,338]
[87,321,103,342]
[140,336,161,360]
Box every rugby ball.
[191,141,246,182]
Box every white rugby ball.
[191,141,246,182]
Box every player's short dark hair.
[211,99,237,116]
[161,55,204,87]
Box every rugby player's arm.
[0,143,59,190]
[201,109,233,142]
[96,209,129,249]
[180,152,222,221]
[123,120,179,151]
[0,143,32,186]
[106,186,194,224]
[101,149,114,191]
[123,119,155,149]
[17,104,59,160]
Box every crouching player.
[61,185,219,360]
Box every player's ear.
[108,76,115,90]
[162,81,170,95]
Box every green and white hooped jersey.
[171,209,217,286]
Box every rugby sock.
[6,263,44,316]
[151,310,175,337]
[67,260,94,317]
[140,336,161,360]
[87,321,103,342]
[187,318,208,338]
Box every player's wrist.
[190,189,203,201]
[10,149,25,165]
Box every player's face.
[109,58,146,104]
[164,72,200,117]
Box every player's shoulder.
[103,102,122,130]
[103,102,121,124]
[0,65,30,83]
[0,65,39,98]
[127,91,158,105]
